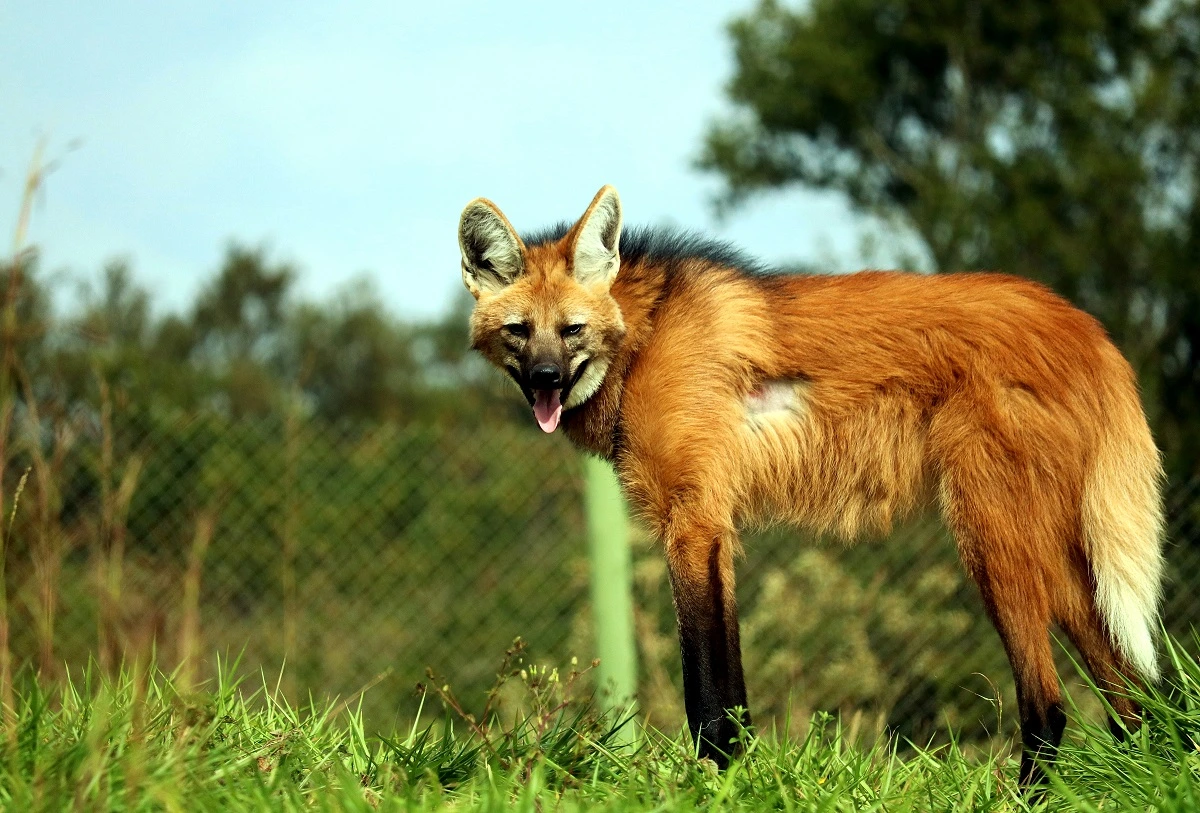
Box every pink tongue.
[532,389,563,433]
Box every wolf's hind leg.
[664,521,749,766]
[942,480,1066,786]
[1055,560,1144,739]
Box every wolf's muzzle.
[530,364,563,389]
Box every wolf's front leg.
[665,525,750,766]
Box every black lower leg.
[672,548,750,766]
[1018,700,1066,787]
[1107,699,1143,742]
[677,618,739,765]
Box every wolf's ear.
[570,185,622,289]
[459,199,525,298]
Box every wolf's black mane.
[521,222,772,277]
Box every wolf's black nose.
[530,364,563,389]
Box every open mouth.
[531,389,562,433]
[526,360,589,434]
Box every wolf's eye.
[561,324,585,338]
[503,323,529,339]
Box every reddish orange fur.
[460,187,1164,779]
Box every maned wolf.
[457,185,1164,785]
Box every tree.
[184,244,297,416]
[701,0,1200,482]
[285,279,419,422]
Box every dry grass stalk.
[93,375,144,673]
[178,510,216,693]
[0,143,50,745]
[280,393,302,696]
[19,399,74,678]
[0,468,30,748]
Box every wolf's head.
[458,186,627,433]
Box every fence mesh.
[3,407,1198,744]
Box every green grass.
[1,638,1198,811]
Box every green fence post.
[582,455,638,739]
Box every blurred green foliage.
[0,244,574,723]
[25,245,518,426]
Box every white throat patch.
[564,357,610,410]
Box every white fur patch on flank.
[745,379,808,422]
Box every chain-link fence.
[3,407,1198,744]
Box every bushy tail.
[1082,390,1166,681]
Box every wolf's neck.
[560,260,668,459]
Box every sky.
[0,0,877,321]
